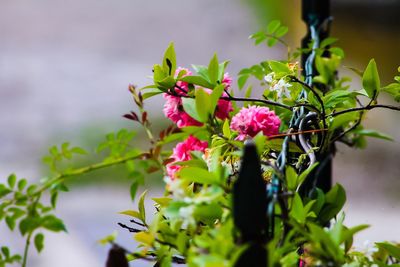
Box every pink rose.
[230,105,281,140]
[163,67,233,127]
[166,135,208,179]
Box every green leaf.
[297,163,319,191]
[329,47,345,58]
[180,75,213,89]
[138,190,147,224]
[222,119,231,137]
[195,88,211,123]
[130,182,139,201]
[50,191,58,208]
[7,174,16,189]
[285,166,297,191]
[267,38,278,47]
[376,242,400,260]
[41,215,67,232]
[153,64,166,83]
[19,217,41,236]
[267,20,281,34]
[330,112,359,131]
[208,53,219,85]
[119,210,141,220]
[134,231,154,246]
[320,37,338,48]
[34,233,44,253]
[191,64,209,80]
[362,59,380,100]
[275,26,288,38]
[253,132,266,156]
[70,147,87,155]
[162,43,176,76]
[237,74,249,90]
[176,167,219,184]
[152,197,172,207]
[268,60,290,74]
[182,98,202,122]
[5,216,16,231]
[193,203,223,225]
[0,185,12,198]
[209,84,225,115]
[323,90,354,108]
[290,193,306,224]
[353,129,393,141]
[158,76,176,89]
[17,179,27,191]
[1,247,9,258]
[319,184,346,224]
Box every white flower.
[179,205,196,227]
[163,176,185,199]
[264,72,275,83]
[271,78,292,99]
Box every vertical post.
[299,0,333,196]
[233,141,267,267]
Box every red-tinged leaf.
[122,112,139,121]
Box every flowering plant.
[1,20,400,267]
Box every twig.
[326,104,400,118]
[118,222,141,233]
[290,76,327,129]
[168,84,293,111]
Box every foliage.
[1,20,400,267]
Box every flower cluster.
[230,105,281,140]
[264,72,292,99]
[163,68,233,128]
[166,135,208,179]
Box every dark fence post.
[299,0,333,196]
[233,141,267,267]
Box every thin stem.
[168,85,293,111]
[22,233,32,267]
[220,96,292,111]
[290,76,326,128]
[326,104,400,118]
[35,154,143,197]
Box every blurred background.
[0,0,399,266]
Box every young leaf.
[208,53,219,85]
[267,20,281,34]
[119,210,141,220]
[7,174,16,189]
[182,98,202,122]
[268,60,290,74]
[176,167,219,184]
[362,59,380,100]
[180,75,213,88]
[134,232,154,246]
[353,129,393,141]
[162,42,176,75]
[195,88,211,123]
[34,233,44,253]
[209,84,225,115]
[138,190,147,224]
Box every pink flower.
[222,73,233,88]
[166,136,208,179]
[230,105,281,140]
[163,67,233,127]
[163,94,203,128]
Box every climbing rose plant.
[1,20,400,267]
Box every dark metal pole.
[299,0,333,196]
